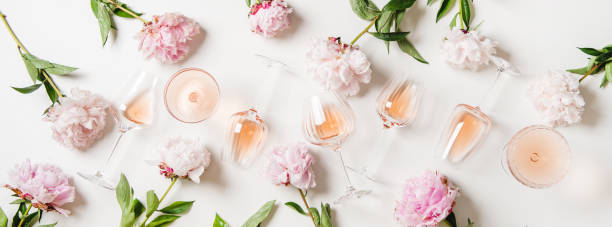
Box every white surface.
[1,0,612,226]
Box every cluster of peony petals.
[527,70,585,127]
[248,0,293,38]
[264,142,316,190]
[137,13,200,64]
[440,29,497,71]
[6,160,75,216]
[306,37,372,96]
[44,88,110,151]
[152,136,212,183]
[394,170,459,227]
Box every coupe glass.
[350,77,421,181]
[78,70,159,190]
[302,92,370,203]
[164,68,220,123]
[502,125,571,188]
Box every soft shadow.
[400,2,427,34]
[309,149,331,195]
[355,64,389,98]
[579,86,599,127]
[198,146,227,189]
[62,180,86,216]
[177,26,207,64]
[276,9,303,40]
[453,193,479,226]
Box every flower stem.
[298,189,317,227]
[103,0,148,24]
[139,177,178,227]
[579,63,602,83]
[350,15,379,46]
[0,12,63,97]
[16,203,32,227]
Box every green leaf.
[37,224,57,227]
[116,174,132,212]
[349,0,381,21]
[21,211,40,227]
[133,199,145,218]
[578,47,603,56]
[113,3,143,18]
[90,0,100,16]
[146,190,160,217]
[146,214,180,227]
[398,38,429,64]
[319,203,332,227]
[436,0,454,22]
[284,202,306,215]
[96,2,112,46]
[241,200,275,227]
[382,0,416,12]
[600,73,609,88]
[213,214,229,227]
[119,212,136,227]
[308,208,320,226]
[369,31,409,41]
[594,51,612,64]
[9,199,26,205]
[376,11,395,53]
[603,45,612,52]
[460,0,471,29]
[22,54,53,69]
[11,84,41,94]
[567,66,590,75]
[472,20,484,31]
[158,201,194,215]
[0,207,7,227]
[42,81,58,103]
[246,0,251,7]
[427,0,436,5]
[21,55,39,83]
[45,63,77,75]
[466,218,474,227]
[395,10,405,31]
[605,62,612,84]
[441,212,457,227]
[449,12,459,29]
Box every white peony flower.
[440,29,497,71]
[152,136,212,183]
[306,37,372,96]
[528,70,585,127]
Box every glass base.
[77,171,116,190]
[334,185,371,204]
[347,166,379,183]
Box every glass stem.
[100,131,126,174]
[478,68,504,111]
[336,149,353,187]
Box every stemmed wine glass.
[302,91,371,203]
[350,77,421,181]
[78,70,159,190]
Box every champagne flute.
[350,77,421,181]
[302,91,371,204]
[78,70,159,190]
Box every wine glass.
[164,68,220,123]
[350,77,421,181]
[502,125,571,188]
[78,70,159,190]
[302,91,371,203]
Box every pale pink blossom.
[394,170,459,227]
[6,160,75,216]
[306,37,372,96]
[440,29,497,71]
[44,88,110,151]
[152,136,211,183]
[264,142,316,190]
[528,70,585,127]
[248,0,293,38]
[137,13,200,64]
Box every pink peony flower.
[152,136,211,183]
[306,37,372,96]
[394,170,459,227]
[44,88,110,151]
[528,70,585,127]
[440,29,497,71]
[264,142,316,190]
[137,13,200,64]
[248,0,293,38]
[6,160,75,216]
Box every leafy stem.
[350,15,379,46]
[139,177,178,227]
[458,3,465,29]
[579,63,602,83]
[103,0,148,24]
[16,203,32,227]
[0,12,63,97]
[298,189,316,227]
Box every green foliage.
[567,44,612,88]
[90,0,143,46]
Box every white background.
[1,0,611,226]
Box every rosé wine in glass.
[164,68,220,123]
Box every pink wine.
[376,80,419,128]
[225,109,267,167]
[124,90,154,125]
[438,104,491,163]
[505,125,570,188]
[165,68,220,123]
